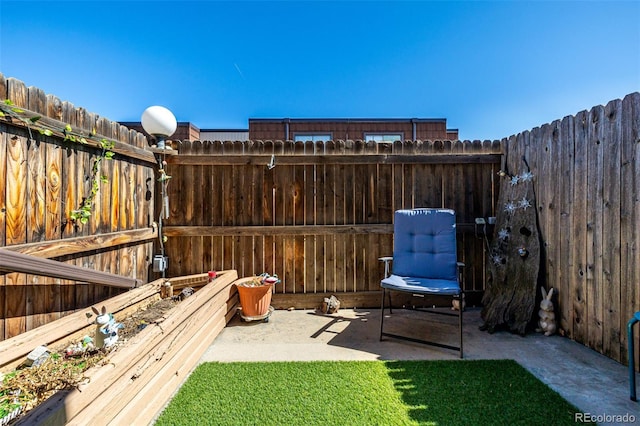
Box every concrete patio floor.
[200,307,640,422]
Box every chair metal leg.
[458,293,463,359]
[379,288,386,341]
[380,292,463,356]
[380,288,396,340]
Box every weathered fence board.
[0,75,156,340]
[164,140,501,300]
[587,105,605,354]
[571,111,588,344]
[2,74,637,372]
[602,99,622,361]
[621,93,640,369]
[517,93,639,366]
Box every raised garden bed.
[0,270,239,425]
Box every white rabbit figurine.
[536,287,556,336]
[92,306,123,349]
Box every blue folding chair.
[379,208,464,358]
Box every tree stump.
[480,157,540,335]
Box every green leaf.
[42,129,53,136]
[0,110,5,117]
[80,217,89,225]
[4,99,14,105]
[105,151,115,160]
[11,107,25,113]
[100,175,108,183]
[101,139,115,150]
[79,137,88,144]
[64,124,72,132]
[29,115,42,123]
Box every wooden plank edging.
[15,270,239,425]
[0,281,162,372]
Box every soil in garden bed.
[0,295,184,424]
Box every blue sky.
[1,1,638,140]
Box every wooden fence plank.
[571,111,588,343]
[602,99,622,361]
[559,114,575,338]
[43,121,64,324]
[6,132,28,246]
[98,118,114,234]
[0,123,6,337]
[109,144,120,233]
[6,125,28,337]
[26,126,47,329]
[586,105,605,353]
[0,79,154,339]
[620,93,640,366]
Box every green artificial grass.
[155,359,578,426]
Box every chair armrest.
[379,256,393,278]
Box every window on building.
[293,133,332,142]
[365,133,403,143]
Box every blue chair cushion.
[392,209,458,281]
[381,274,461,295]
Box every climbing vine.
[69,138,115,224]
[0,99,116,225]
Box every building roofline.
[119,121,200,131]
[200,128,249,132]
[249,118,447,124]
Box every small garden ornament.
[536,287,556,336]
[321,295,341,314]
[92,306,123,349]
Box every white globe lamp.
[141,106,177,149]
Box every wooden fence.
[162,139,503,307]
[0,75,157,340]
[512,92,640,366]
[2,73,636,370]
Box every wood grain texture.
[0,250,142,288]
[620,93,640,366]
[586,105,605,353]
[164,140,502,296]
[602,99,622,361]
[572,112,588,343]
[0,77,156,339]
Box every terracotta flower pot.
[236,282,273,317]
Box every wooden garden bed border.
[4,270,239,425]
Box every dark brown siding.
[249,119,454,141]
